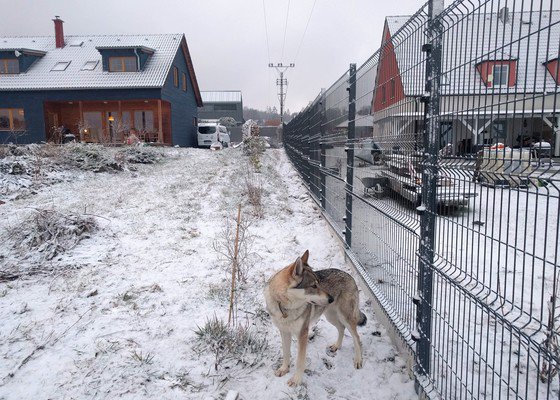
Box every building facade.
[199,91,243,125]
[0,17,203,146]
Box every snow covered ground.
[0,145,416,400]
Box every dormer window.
[476,59,517,88]
[96,46,154,72]
[0,48,46,74]
[109,56,137,72]
[0,59,19,74]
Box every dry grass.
[193,315,268,371]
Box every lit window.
[0,59,20,74]
[108,57,137,72]
[182,72,187,91]
[51,61,71,71]
[492,65,509,86]
[0,109,26,131]
[82,60,99,71]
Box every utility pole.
[268,63,295,125]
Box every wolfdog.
[264,250,367,386]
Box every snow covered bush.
[62,143,125,172]
[116,146,164,164]
[12,208,97,263]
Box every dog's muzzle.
[328,295,334,303]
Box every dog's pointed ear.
[301,250,309,265]
[293,257,304,278]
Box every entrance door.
[83,112,103,142]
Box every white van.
[197,122,231,148]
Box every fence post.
[306,108,311,186]
[345,64,356,248]
[320,92,327,210]
[416,0,443,384]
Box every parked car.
[197,122,231,148]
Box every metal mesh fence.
[283,0,560,398]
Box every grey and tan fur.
[264,250,367,386]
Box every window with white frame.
[492,65,509,86]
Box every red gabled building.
[370,10,560,156]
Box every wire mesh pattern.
[283,1,560,398]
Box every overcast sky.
[1,0,429,112]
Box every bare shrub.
[194,315,268,371]
[243,136,266,171]
[213,214,257,284]
[242,168,264,218]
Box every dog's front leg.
[287,327,308,386]
[275,330,291,377]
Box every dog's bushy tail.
[358,311,367,327]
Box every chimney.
[53,16,65,48]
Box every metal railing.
[284,0,560,398]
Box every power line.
[262,0,271,63]
[293,0,317,63]
[281,0,291,60]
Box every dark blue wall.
[161,45,199,147]
[0,88,160,144]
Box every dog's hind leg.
[344,321,363,369]
[324,308,345,353]
[275,330,291,377]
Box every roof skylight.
[51,61,70,71]
[81,60,98,71]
